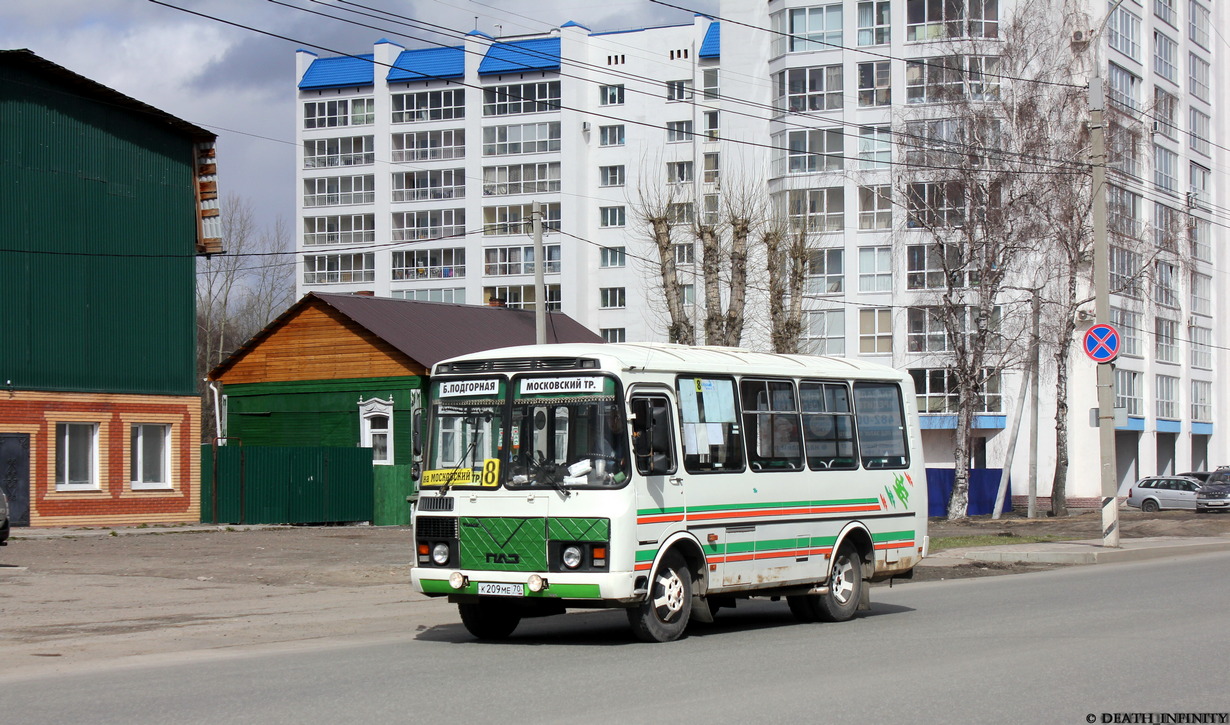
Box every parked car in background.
[1125,476,1203,512]
[1,489,9,545]
[1196,467,1230,513]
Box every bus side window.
[799,381,858,471]
[631,395,676,476]
[852,382,909,469]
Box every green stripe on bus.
[636,506,686,516]
[872,530,916,542]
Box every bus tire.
[813,544,863,623]
[458,599,521,640]
[628,552,692,642]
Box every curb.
[930,536,1230,566]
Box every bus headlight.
[562,545,583,569]
[432,543,450,565]
[448,571,467,589]
[527,574,546,592]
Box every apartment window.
[859,308,893,353]
[804,309,845,355]
[703,111,719,140]
[482,82,560,116]
[1189,164,1210,208]
[907,243,972,289]
[482,123,560,156]
[786,188,844,233]
[1107,121,1140,177]
[703,153,720,183]
[599,165,625,187]
[1108,2,1141,60]
[482,163,561,196]
[857,1,891,45]
[600,206,626,228]
[667,120,694,143]
[858,186,892,231]
[304,175,375,207]
[1190,272,1211,316]
[304,97,374,128]
[702,68,720,99]
[1153,88,1177,139]
[303,253,375,284]
[1188,53,1210,101]
[1156,375,1179,420]
[1108,185,1141,238]
[666,161,694,184]
[392,169,465,202]
[303,136,375,168]
[358,399,393,465]
[806,248,844,294]
[907,307,952,352]
[56,422,98,490]
[1110,246,1143,298]
[857,61,892,106]
[907,181,966,228]
[1192,380,1212,422]
[858,246,892,292]
[1153,203,1178,250]
[1114,369,1143,416]
[858,126,891,169]
[601,328,627,343]
[391,248,465,281]
[1189,1,1210,48]
[129,424,170,489]
[906,56,1000,104]
[675,243,695,265]
[680,284,696,306]
[600,287,626,309]
[1107,64,1140,110]
[483,203,561,236]
[391,209,465,241]
[783,129,844,173]
[701,194,720,225]
[484,285,561,311]
[393,129,465,162]
[1154,31,1177,82]
[665,79,694,102]
[1189,217,1211,261]
[910,368,1002,413]
[776,65,843,113]
[1155,317,1179,363]
[668,203,694,226]
[1110,307,1142,357]
[599,124,625,146]
[303,214,375,246]
[393,287,466,303]
[600,85,624,105]
[483,245,561,276]
[906,0,999,41]
[773,4,843,53]
[1153,145,1178,193]
[1188,109,1210,156]
[391,89,465,123]
[600,247,626,268]
[1190,326,1212,370]
[1155,0,1176,27]
[1153,261,1178,308]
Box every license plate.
[477,582,523,597]
[1204,501,1226,507]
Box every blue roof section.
[388,46,465,83]
[561,20,590,30]
[699,22,720,58]
[478,36,561,75]
[299,54,374,90]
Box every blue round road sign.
[1083,323,1121,363]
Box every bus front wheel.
[458,599,522,640]
[628,552,692,642]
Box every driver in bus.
[594,404,628,484]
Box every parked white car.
[1124,476,1202,512]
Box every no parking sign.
[1083,323,1121,363]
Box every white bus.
[410,343,928,642]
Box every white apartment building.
[294,0,1225,506]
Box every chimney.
[487,297,507,307]
[353,290,375,297]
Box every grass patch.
[929,533,1075,552]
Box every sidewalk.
[922,535,1230,567]
[8,523,283,540]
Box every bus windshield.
[507,375,628,490]
[422,378,506,490]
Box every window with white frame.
[858,186,892,230]
[1189,217,1211,261]
[786,188,844,233]
[772,4,843,54]
[1154,203,1178,250]
[907,307,950,352]
[598,124,625,146]
[482,163,561,196]
[482,123,559,156]
[1189,164,1210,208]
[1189,1,1210,48]
[674,243,695,265]
[484,284,561,311]
[482,203,561,236]
[482,82,560,116]
[56,422,98,490]
[906,181,965,228]
[906,0,999,41]
[304,175,375,207]
[907,243,971,289]
[599,85,624,105]
[776,66,843,113]
[1110,307,1142,357]
[1110,246,1143,298]
[703,111,719,140]
[600,287,626,309]
[1188,53,1210,101]
[782,129,844,174]
[858,246,892,291]
[666,161,694,184]
[1156,374,1179,420]
[1153,261,1178,308]
[303,136,375,168]
[1114,369,1143,416]
[600,246,626,268]
[391,247,464,281]
[804,309,845,355]
[806,248,844,294]
[859,308,893,353]
[392,169,465,202]
[1153,87,1178,139]
[1188,109,1210,156]
[857,61,891,106]
[601,328,627,343]
[1108,185,1141,239]
[1107,64,1140,110]
[1108,2,1141,60]
[858,126,891,169]
[1154,31,1177,82]
[703,153,720,184]
[358,398,394,465]
[600,206,626,228]
[391,89,465,123]
[858,1,891,45]
[391,248,465,281]
[668,203,694,226]
[702,68,720,99]
[1155,0,1176,27]
[483,244,560,276]
[303,253,374,284]
[681,284,696,306]
[393,129,465,162]
[1191,380,1212,421]
[1190,273,1211,316]
[130,424,170,489]
[665,79,693,102]
[666,120,694,143]
[1190,326,1212,369]
[909,368,1002,413]
[1155,317,1179,363]
[1154,145,1178,193]
[701,194,720,225]
[600,165,625,187]
[304,97,374,129]
[391,209,465,241]
[304,214,375,246]
[392,287,466,303]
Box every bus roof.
[434,342,910,382]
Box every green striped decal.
[548,517,610,541]
[419,579,601,599]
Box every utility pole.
[1028,291,1040,519]
[532,201,546,345]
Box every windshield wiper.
[440,411,492,496]
[526,451,570,499]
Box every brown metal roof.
[208,292,604,380]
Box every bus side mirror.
[410,461,422,482]
[412,407,423,457]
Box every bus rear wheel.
[813,545,863,623]
[458,599,522,640]
[628,552,692,642]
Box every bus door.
[629,392,683,548]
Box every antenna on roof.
[495,24,503,37]
[473,16,478,31]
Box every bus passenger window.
[675,376,744,474]
[852,382,909,469]
[631,395,676,476]
[799,381,858,470]
[739,379,803,471]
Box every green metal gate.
[201,445,373,525]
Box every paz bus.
[410,342,928,642]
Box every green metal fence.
[201,445,374,525]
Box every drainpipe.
[207,380,224,444]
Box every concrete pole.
[532,201,545,345]
[1028,292,1040,518]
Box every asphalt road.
[3,551,1228,724]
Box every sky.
[0,0,713,238]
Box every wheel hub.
[654,570,685,618]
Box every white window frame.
[858,246,892,292]
[1110,307,1142,357]
[599,85,624,105]
[391,209,465,242]
[601,328,627,343]
[600,287,626,309]
[776,65,843,113]
[391,89,465,123]
[859,308,893,353]
[1108,3,1141,61]
[1188,53,1210,101]
[599,165,625,187]
[1190,273,1211,316]
[600,247,626,268]
[598,125,625,146]
[858,126,891,170]
[303,253,375,285]
[392,169,465,202]
[1189,1,1210,49]
[482,82,560,116]
[56,422,99,491]
[600,206,626,228]
[359,398,394,466]
[1189,326,1212,370]
[857,61,892,107]
[1115,369,1143,416]
[857,1,891,46]
[391,248,466,281]
[666,120,694,143]
[786,187,844,233]
[1154,31,1177,82]
[482,123,559,156]
[1155,317,1179,363]
[130,423,171,490]
[805,248,844,294]
[392,288,466,303]
[1192,380,1212,422]
[1155,374,1179,420]
[304,175,375,207]
[803,309,846,355]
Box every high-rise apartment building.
[294,0,1225,505]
